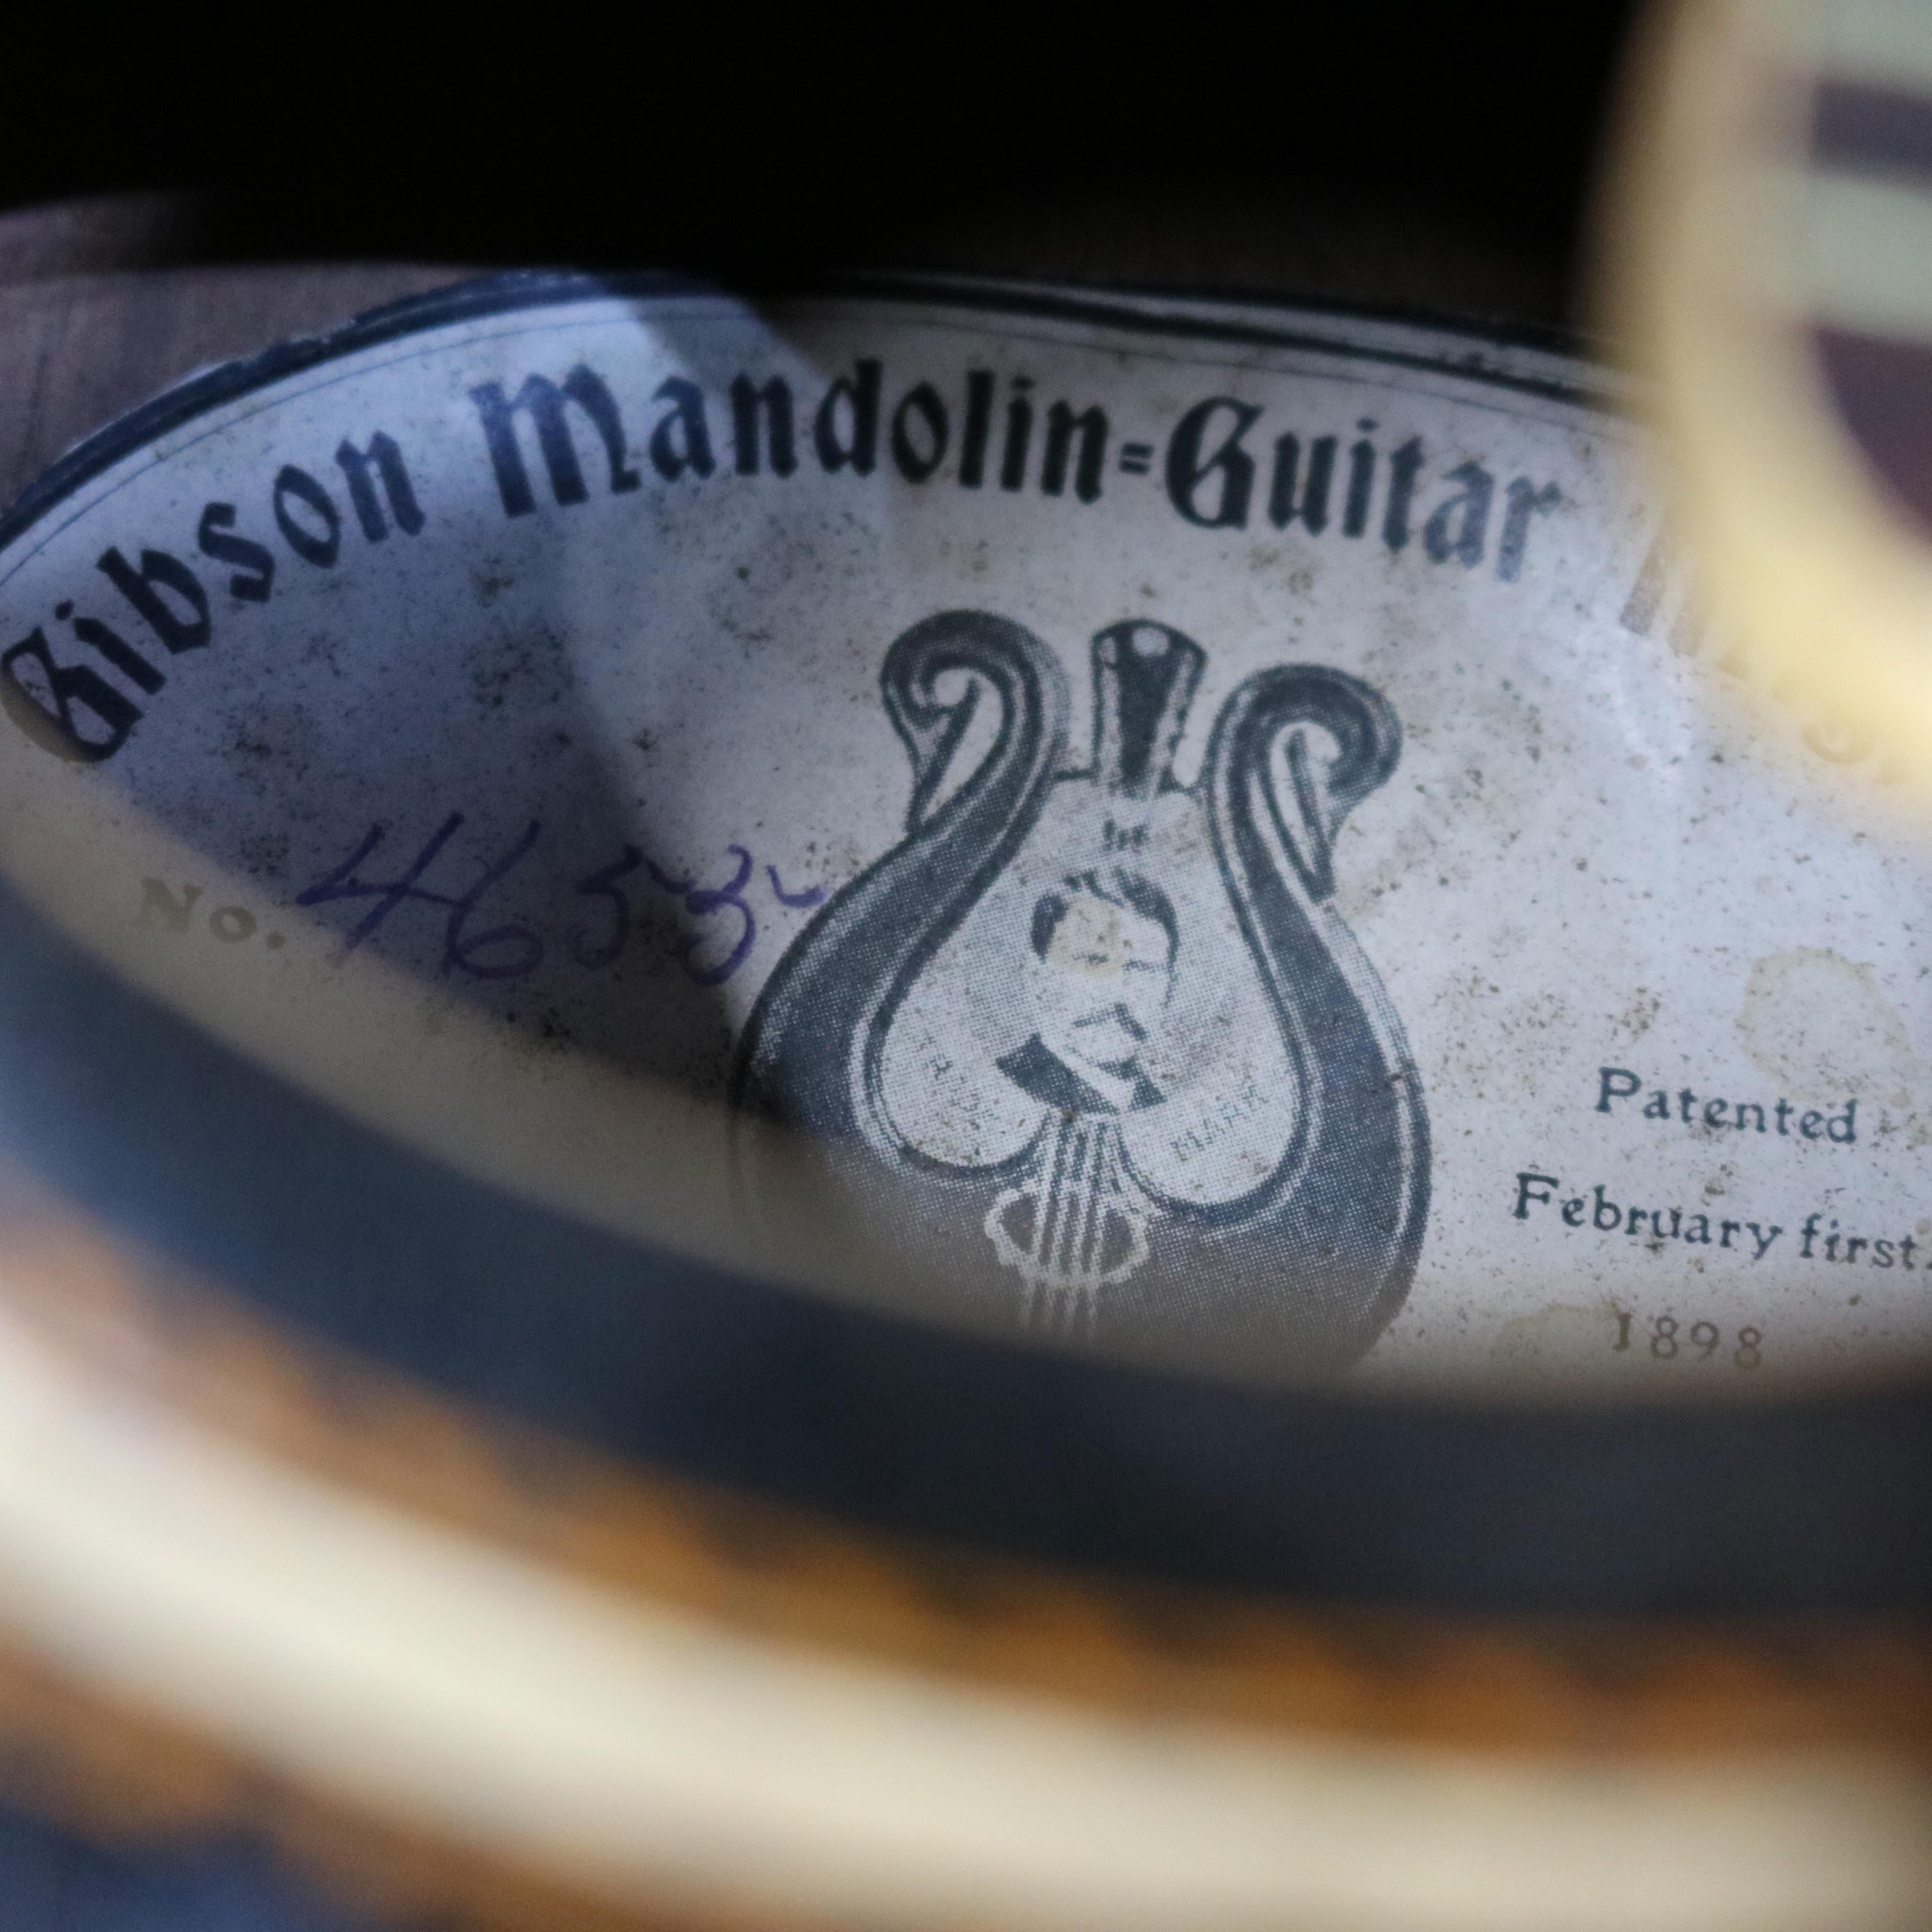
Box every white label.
[0,280,1924,1395]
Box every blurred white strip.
[1777,0,1932,93]
[0,1295,1918,1932]
[1749,168,1932,344]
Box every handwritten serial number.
[293,812,824,987]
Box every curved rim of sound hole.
[0,1235,1924,1932]
[0,270,1926,1618]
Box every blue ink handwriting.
[296,816,826,987]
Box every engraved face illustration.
[1023,872,1177,1101]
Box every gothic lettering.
[334,434,426,541]
[1040,400,1106,503]
[1165,398,1260,529]
[96,546,211,653]
[814,359,882,475]
[891,383,950,483]
[1422,458,1493,568]
[649,378,716,481]
[0,627,142,763]
[470,365,641,516]
[730,375,796,477]
[197,504,276,601]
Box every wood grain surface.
[0,272,465,517]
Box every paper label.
[0,278,1924,1393]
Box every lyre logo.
[734,611,1430,1376]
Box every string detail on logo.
[984,1115,1152,1332]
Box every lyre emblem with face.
[733,611,1429,1376]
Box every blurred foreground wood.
[1607,0,1932,804]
